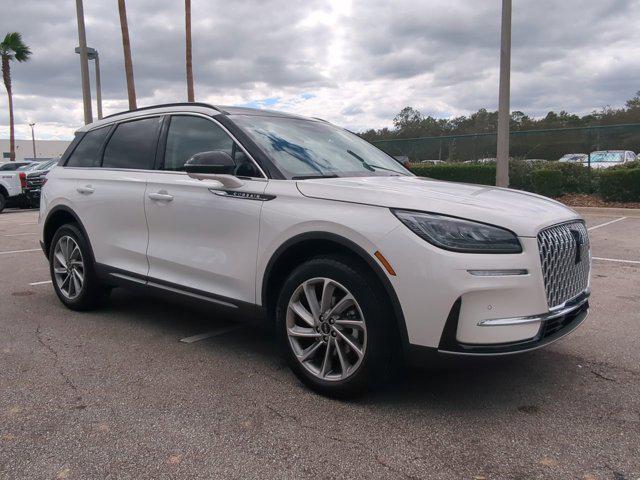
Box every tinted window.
[103,117,162,169]
[66,126,110,167]
[163,116,234,171]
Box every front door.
[144,114,267,304]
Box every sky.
[1,0,639,140]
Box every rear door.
[72,116,162,277]
[144,114,267,303]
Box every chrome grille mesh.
[537,221,590,309]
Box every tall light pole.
[75,46,102,119]
[28,122,36,159]
[94,50,102,119]
[185,0,195,102]
[75,0,93,124]
[496,0,511,187]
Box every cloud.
[0,0,638,140]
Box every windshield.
[590,152,624,163]
[18,163,39,171]
[230,115,411,179]
[36,159,58,170]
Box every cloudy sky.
[1,0,639,140]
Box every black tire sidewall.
[276,255,397,397]
[49,224,104,310]
[0,193,6,213]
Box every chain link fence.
[371,123,640,162]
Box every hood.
[296,176,580,237]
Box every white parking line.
[0,248,41,255]
[593,256,640,265]
[19,222,38,226]
[29,280,52,286]
[180,324,245,343]
[2,232,36,237]
[588,217,627,231]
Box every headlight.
[392,210,522,254]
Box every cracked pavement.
[1,208,639,479]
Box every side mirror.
[183,150,235,174]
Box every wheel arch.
[261,232,409,351]
[0,184,8,198]
[43,205,95,263]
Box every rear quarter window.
[65,126,111,167]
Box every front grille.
[26,176,45,189]
[538,221,590,309]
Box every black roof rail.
[102,102,222,119]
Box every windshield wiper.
[291,174,339,180]
[346,150,402,174]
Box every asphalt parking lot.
[1,207,639,480]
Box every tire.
[0,193,6,213]
[276,255,399,398]
[49,223,109,311]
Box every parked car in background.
[523,158,548,163]
[587,150,636,169]
[0,161,34,171]
[24,157,60,207]
[0,163,33,212]
[559,153,588,163]
[39,103,591,396]
[420,160,445,165]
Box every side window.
[163,115,234,171]
[65,126,110,167]
[102,117,162,170]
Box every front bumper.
[437,290,589,355]
[376,216,590,352]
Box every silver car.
[587,150,636,169]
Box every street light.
[75,0,93,124]
[28,123,36,159]
[75,46,102,119]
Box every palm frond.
[0,32,32,62]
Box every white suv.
[39,103,591,396]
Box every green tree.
[1,32,31,161]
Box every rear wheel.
[49,224,109,311]
[276,255,399,397]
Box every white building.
[0,138,71,162]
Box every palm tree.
[1,33,31,161]
[185,0,195,102]
[117,0,137,110]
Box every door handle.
[148,191,174,202]
[76,185,95,194]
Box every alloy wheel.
[286,277,367,381]
[52,235,85,300]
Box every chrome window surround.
[64,111,268,180]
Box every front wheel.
[0,192,6,213]
[276,255,399,397]
[49,224,109,311]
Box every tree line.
[360,92,640,142]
